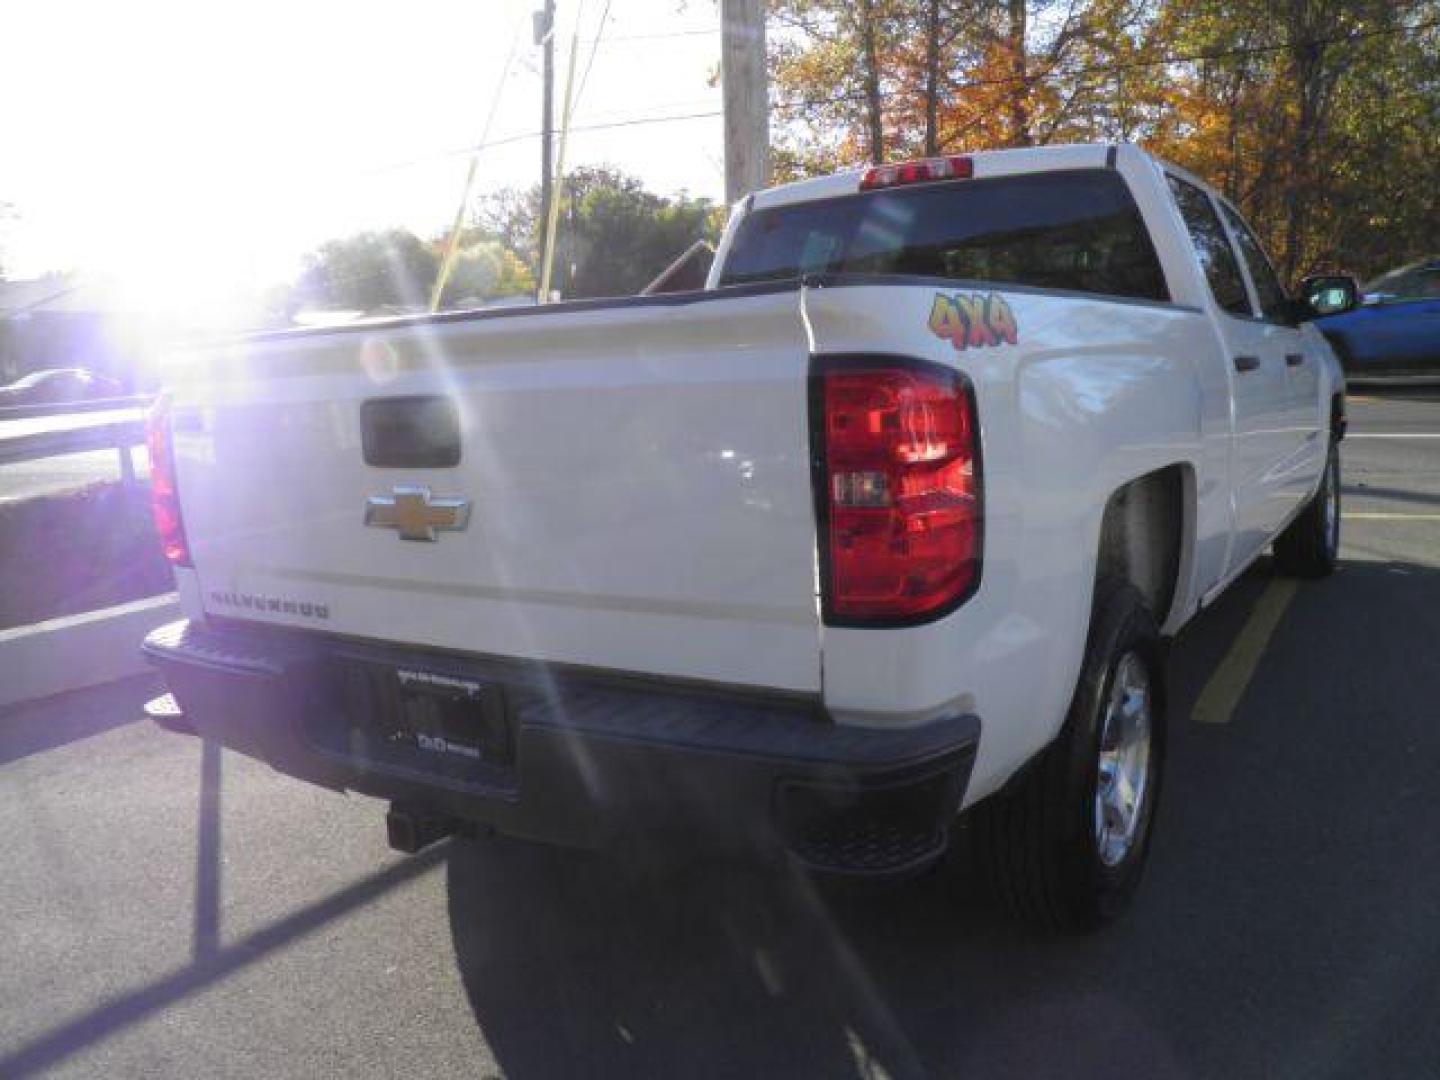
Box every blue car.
[1314,258,1440,383]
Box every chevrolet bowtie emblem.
[365,485,471,542]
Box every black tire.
[970,578,1166,932]
[1273,437,1341,578]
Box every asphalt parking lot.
[3,391,1440,1080]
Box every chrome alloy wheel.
[1094,652,1153,868]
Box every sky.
[1,0,726,320]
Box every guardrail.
[0,399,169,706]
[0,393,153,423]
[0,404,149,482]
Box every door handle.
[1233,355,1261,373]
[1285,352,1305,367]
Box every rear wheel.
[1273,437,1341,578]
[970,578,1165,931]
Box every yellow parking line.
[1346,512,1440,520]
[1192,578,1299,725]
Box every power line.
[573,95,725,122]
[362,13,1440,179]
[362,109,726,176]
[429,9,528,310]
[569,108,726,134]
[580,27,718,43]
[574,0,616,105]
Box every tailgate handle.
[362,396,460,468]
[1285,352,1305,367]
[1233,355,1261,373]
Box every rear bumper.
[143,619,980,876]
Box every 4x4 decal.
[928,292,1019,350]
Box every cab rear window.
[719,168,1169,302]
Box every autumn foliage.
[769,0,1440,281]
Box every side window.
[1220,202,1290,322]
[1367,264,1440,302]
[1166,175,1252,317]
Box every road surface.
[3,391,1439,1079]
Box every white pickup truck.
[144,143,1352,929]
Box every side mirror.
[1298,273,1361,318]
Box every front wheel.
[1273,437,1340,578]
[970,578,1166,931]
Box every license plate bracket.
[334,659,516,770]
[392,667,514,766]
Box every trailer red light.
[860,155,974,191]
[815,359,981,624]
[145,395,192,567]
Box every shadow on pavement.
[193,737,223,961]
[0,673,159,767]
[1342,483,1440,508]
[1,716,433,1078]
[447,559,1440,1080]
[448,839,947,1079]
[0,843,450,1078]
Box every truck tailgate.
[170,289,822,692]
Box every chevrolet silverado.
[143,143,1351,929]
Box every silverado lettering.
[207,591,329,620]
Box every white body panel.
[169,290,823,692]
[168,142,1344,807]
[803,281,1220,796]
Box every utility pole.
[538,28,579,303]
[536,0,556,296]
[721,0,769,204]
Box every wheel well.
[1096,466,1188,623]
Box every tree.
[467,188,541,273]
[767,0,1440,282]
[769,0,1113,171]
[292,230,438,313]
[1140,0,1440,280]
[769,0,907,173]
[437,241,535,307]
[554,167,721,298]
[287,169,720,317]
[471,166,721,300]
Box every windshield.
[1364,261,1440,302]
[720,170,1169,302]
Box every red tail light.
[860,155,973,191]
[813,358,981,624]
[145,395,191,567]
